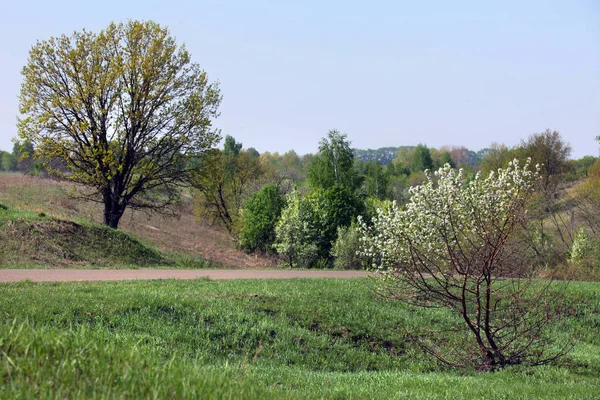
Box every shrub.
[273,190,320,268]
[332,223,366,270]
[359,160,572,370]
[567,228,600,277]
[239,185,285,254]
[274,186,364,268]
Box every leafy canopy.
[18,20,221,228]
[239,184,286,254]
[308,130,361,191]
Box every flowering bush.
[359,160,572,370]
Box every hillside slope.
[0,211,168,268]
[0,173,275,269]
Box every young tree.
[18,21,222,228]
[308,130,361,191]
[359,161,571,370]
[274,185,363,267]
[274,190,320,268]
[192,144,263,236]
[239,184,286,254]
[332,223,367,270]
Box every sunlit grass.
[0,278,598,399]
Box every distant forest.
[353,146,490,165]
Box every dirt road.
[0,269,370,283]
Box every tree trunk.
[103,190,125,229]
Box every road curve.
[0,269,370,283]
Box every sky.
[0,0,598,158]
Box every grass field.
[1,278,598,399]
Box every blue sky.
[1,0,598,158]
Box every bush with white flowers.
[358,160,571,370]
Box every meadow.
[1,278,599,399]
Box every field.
[1,278,599,399]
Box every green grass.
[0,204,168,268]
[1,278,598,399]
[0,202,49,223]
[0,203,219,269]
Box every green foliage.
[332,223,366,269]
[246,147,260,159]
[223,135,243,156]
[480,143,517,177]
[274,186,364,267]
[0,151,17,171]
[318,185,365,243]
[273,190,320,268]
[311,186,365,262]
[308,130,362,191]
[18,20,222,229]
[192,143,264,236]
[410,144,434,172]
[567,156,598,181]
[438,151,456,168]
[385,160,396,175]
[362,161,391,200]
[12,140,34,159]
[239,184,286,253]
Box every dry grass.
[0,172,276,269]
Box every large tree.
[521,129,571,193]
[18,20,222,228]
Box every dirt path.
[0,269,370,283]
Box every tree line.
[14,20,599,274]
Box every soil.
[0,269,370,283]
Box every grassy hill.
[0,172,275,269]
[0,205,170,268]
[0,278,598,399]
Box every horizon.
[1,0,598,158]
